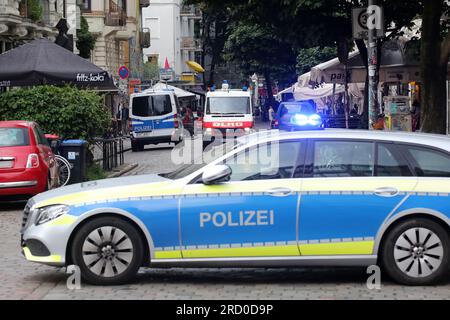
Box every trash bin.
[59,140,88,184]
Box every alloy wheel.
[394,227,444,278]
[82,226,134,278]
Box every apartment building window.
[80,0,91,12]
[148,54,159,65]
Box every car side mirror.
[202,165,232,185]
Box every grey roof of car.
[238,129,450,151]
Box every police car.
[21,130,450,285]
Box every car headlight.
[35,205,69,225]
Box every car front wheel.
[71,217,144,285]
[381,218,449,285]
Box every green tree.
[419,0,450,134]
[185,0,233,86]
[0,86,110,142]
[296,47,337,75]
[142,61,160,82]
[224,21,297,102]
[27,0,42,22]
[186,0,450,132]
[76,16,96,59]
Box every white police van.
[129,89,184,152]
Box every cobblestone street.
[1,135,449,300]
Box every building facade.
[0,0,78,54]
[142,0,202,83]
[80,0,150,88]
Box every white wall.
[142,0,181,74]
[142,0,199,77]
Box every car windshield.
[206,97,251,115]
[160,142,239,180]
[0,127,29,147]
[282,103,316,114]
[132,94,172,117]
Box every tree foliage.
[76,16,96,59]
[142,61,160,82]
[296,47,337,75]
[0,86,110,142]
[224,21,296,86]
[186,0,450,132]
[27,0,42,22]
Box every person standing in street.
[121,101,130,136]
[411,99,420,132]
[116,101,123,136]
[268,105,275,129]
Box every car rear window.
[132,94,172,117]
[280,103,316,115]
[402,145,450,177]
[0,127,30,147]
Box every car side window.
[224,140,304,181]
[312,140,374,177]
[376,143,412,176]
[402,145,450,177]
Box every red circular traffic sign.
[118,66,129,80]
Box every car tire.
[381,218,449,285]
[71,216,144,285]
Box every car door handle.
[374,187,399,197]
[266,187,293,197]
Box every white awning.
[151,82,196,99]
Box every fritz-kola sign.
[76,73,105,82]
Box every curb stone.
[106,163,138,178]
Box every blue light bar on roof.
[291,113,322,127]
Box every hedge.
[0,86,111,142]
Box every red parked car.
[0,121,59,198]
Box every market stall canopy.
[297,72,311,87]
[151,82,196,99]
[0,38,116,90]
[310,41,426,84]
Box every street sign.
[128,78,141,86]
[352,7,384,39]
[118,66,129,80]
[160,68,174,81]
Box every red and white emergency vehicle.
[202,82,254,148]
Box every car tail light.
[174,114,179,128]
[26,154,39,168]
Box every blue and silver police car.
[21,130,450,285]
[273,100,323,131]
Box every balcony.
[140,28,150,48]
[181,37,202,51]
[105,1,126,26]
[139,0,150,8]
[180,5,201,19]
